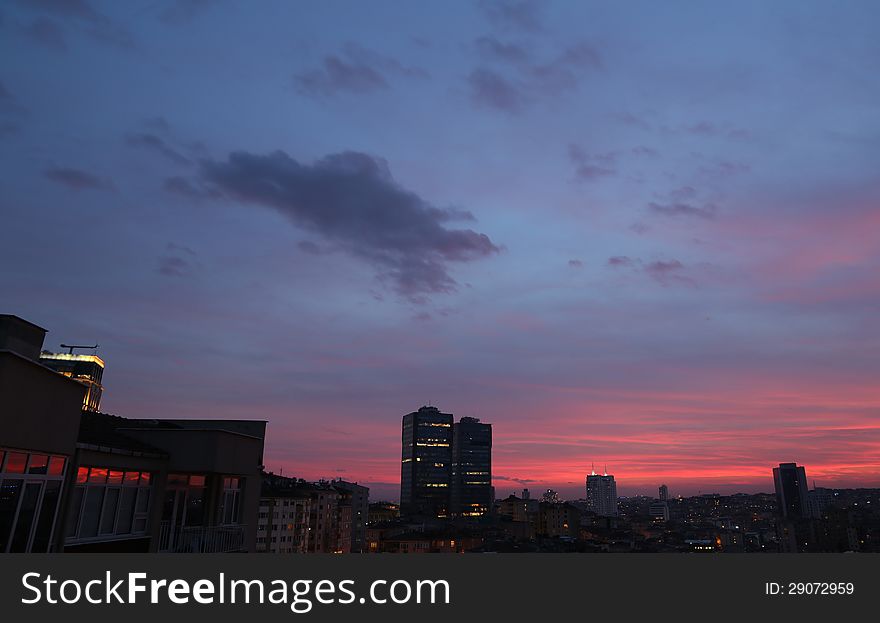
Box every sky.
[2,0,880,501]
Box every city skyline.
[3,1,880,503]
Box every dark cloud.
[157,243,198,277]
[158,0,220,25]
[474,36,530,64]
[44,167,112,191]
[295,44,427,97]
[631,145,659,158]
[567,259,583,268]
[608,255,692,286]
[568,144,616,180]
[614,111,651,129]
[23,17,67,51]
[648,201,716,219]
[607,256,633,267]
[467,41,601,113]
[125,132,191,165]
[467,68,524,113]
[194,150,500,299]
[14,0,136,50]
[480,0,545,33]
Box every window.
[1,449,68,552]
[219,476,242,525]
[66,467,153,543]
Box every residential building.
[586,470,618,517]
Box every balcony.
[158,521,246,553]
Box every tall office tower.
[40,348,105,412]
[773,462,810,519]
[586,469,618,517]
[659,484,669,502]
[400,406,453,519]
[451,416,492,518]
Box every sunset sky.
[2,1,879,501]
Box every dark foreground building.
[400,406,453,519]
[0,314,266,553]
[451,416,492,518]
[400,406,493,521]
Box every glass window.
[140,472,151,485]
[100,488,120,534]
[47,457,65,476]
[31,481,61,552]
[27,455,49,475]
[65,487,84,538]
[88,467,108,484]
[184,488,206,526]
[189,475,206,487]
[76,467,89,484]
[124,471,140,486]
[0,479,24,552]
[108,471,123,485]
[10,482,42,552]
[0,451,5,470]
[116,488,137,534]
[79,487,104,537]
[4,452,27,474]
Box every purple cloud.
[648,201,716,219]
[467,68,525,112]
[295,44,427,97]
[44,167,112,190]
[195,150,501,299]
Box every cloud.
[125,132,191,165]
[194,150,500,299]
[23,17,67,51]
[163,175,219,199]
[567,259,583,268]
[295,43,427,97]
[480,0,545,33]
[466,41,601,113]
[568,144,616,181]
[157,243,198,277]
[607,256,694,286]
[467,68,525,113]
[648,201,716,220]
[474,36,530,64]
[44,166,112,190]
[13,0,136,50]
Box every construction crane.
[59,343,99,355]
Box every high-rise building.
[400,406,453,519]
[773,462,810,519]
[451,416,492,518]
[586,470,618,517]
[659,484,669,502]
[39,349,105,412]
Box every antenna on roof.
[60,343,98,355]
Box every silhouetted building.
[1,314,267,554]
[451,416,492,518]
[541,489,560,504]
[39,350,105,412]
[400,406,453,519]
[586,470,618,517]
[538,502,579,539]
[1,315,83,553]
[333,479,369,552]
[773,463,810,519]
[649,500,669,522]
[659,484,669,502]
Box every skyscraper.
[400,406,453,519]
[451,416,492,518]
[586,469,618,517]
[659,484,669,502]
[773,462,810,519]
[39,349,104,412]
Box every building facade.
[773,462,810,519]
[586,472,618,517]
[400,406,453,519]
[39,351,105,412]
[451,416,492,518]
